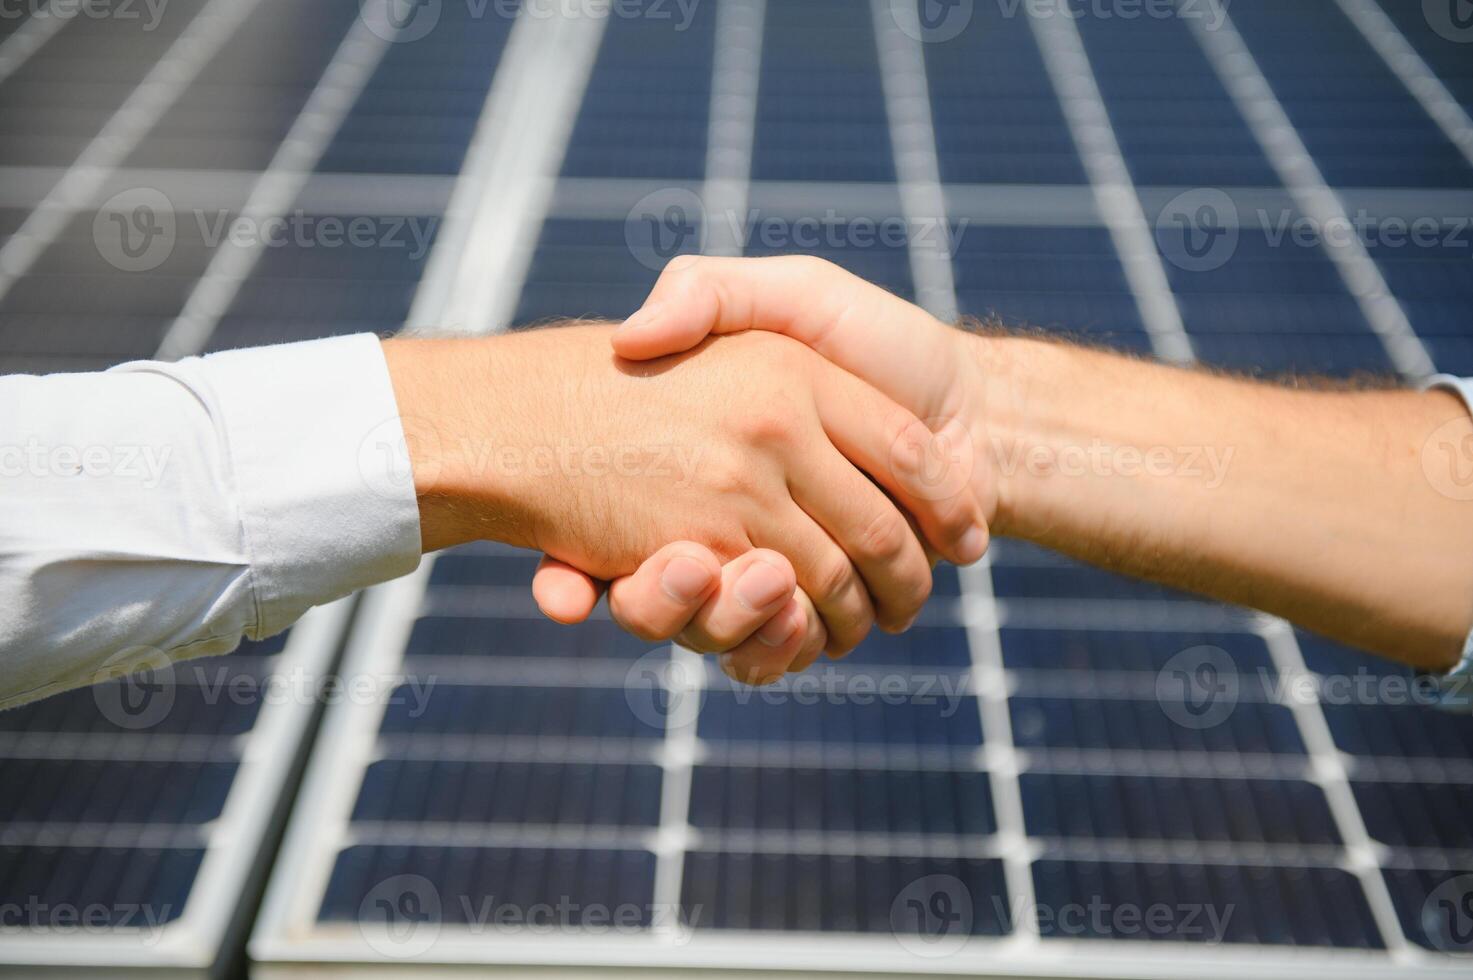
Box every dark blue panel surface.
[951,226,1152,353]
[1000,628,1274,675]
[1033,859,1382,947]
[698,687,983,749]
[1078,11,1277,186]
[316,2,515,174]
[682,852,1011,934]
[1022,772,1339,845]
[924,2,1084,184]
[1382,867,1473,953]
[319,845,658,924]
[1010,696,1305,756]
[1231,0,1473,188]
[405,615,661,662]
[352,760,663,827]
[1352,779,1473,852]
[561,3,714,179]
[0,846,202,927]
[690,765,996,836]
[0,759,236,825]
[751,0,895,182]
[379,684,665,740]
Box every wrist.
[380,335,536,553]
[959,330,1062,541]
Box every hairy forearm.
[970,333,1473,671]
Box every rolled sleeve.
[1422,373,1473,709]
[185,333,422,637]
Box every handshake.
[383,256,1473,680]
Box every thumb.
[531,555,605,624]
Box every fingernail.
[660,555,712,603]
[957,525,988,565]
[756,608,801,648]
[615,302,663,336]
[735,560,791,611]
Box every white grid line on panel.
[0,0,73,86]
[875,0,1040,945]
[649,0,766,942]
[961,564,1044,944]
[1255,620,1414,958]
[876,0,1041,947]
[1186,0,1436,379]
[871,0,956,321]
[1028,5,1196,365]
[153,14,397,359]
[702,0,764,257]
[0,0,266,306]
[1334,0,1473,170]
[650,647,702,944]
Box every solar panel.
[252,3,1473,976]
[3,0,1471,976]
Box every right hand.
[531,257,996,670]
[384,322,981,655]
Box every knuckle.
[809,555,858,605]
[856,509,910,563]
[730,406,802,451]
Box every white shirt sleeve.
[0,333,422,710]
[1424,374,1473,703]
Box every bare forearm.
[972,333,1473,671]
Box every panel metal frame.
[0,598,354,977]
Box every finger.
[605,543,722,642]
[677,550,798,653]
[611,254,951,410]
[532,556,606,625]
[754,506,876,657]
[714,598,807,686]
[812,367,990,566]
[787,438,933,634]
[784,588,828,673]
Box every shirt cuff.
[1421,374,1473,710]
[197,333,422,637]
